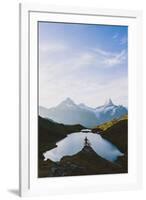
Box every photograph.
[38,21,128,178]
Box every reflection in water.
[43,132,123,162]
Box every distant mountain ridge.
[94,99,127,125]
[39,98,128,128]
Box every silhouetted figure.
[84,137,91,147]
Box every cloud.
[120,36,127,45]
[39,69,128,109]
[39,43,128,109]
[39,46,128,105]
[40,41,67,54]
[39,24,128,109]
[102,50,127,66]
[112,33,127,46]
[94,48,127,67]
[112,33,119,39]
[94,48,114,57]
[39,45,127,98]
[39,39,127,73]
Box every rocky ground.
[39,145,127,177]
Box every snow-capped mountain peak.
[39,97,128,128]
[94,99,127,125]
[104,98,114,107]
[60,97,76,106]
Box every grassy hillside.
[92,115,128,132]
[93,116,128,173]
[101,119,128,154]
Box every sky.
[39,22,128,109]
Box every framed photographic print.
[19,3,143,197]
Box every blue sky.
[39,22,128,108]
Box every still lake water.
[43,132,123,162]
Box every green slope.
[92,115,128,132]
[101,119,128,154]
[94,116,128,173]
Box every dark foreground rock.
[38,145,127,178]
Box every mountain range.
[39,98,127,128]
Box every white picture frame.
[19,3,143,197]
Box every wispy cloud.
[39,70,128,108]
[40,41,67,54]
[94,48,127,67]
[94,48,114,57]
[112,33,127,46]
[120,36,127,45]
[102,50,127,66]
[112,33,119,39]
[39,23,128,108]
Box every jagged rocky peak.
[104,98,114,107]
[60,97,76,105]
